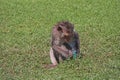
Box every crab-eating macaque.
[50,21,80,66]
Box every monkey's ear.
[57,26,62,31]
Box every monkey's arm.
[52,45,72,58]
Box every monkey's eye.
[67,31,70,33]
[57,27,62,32]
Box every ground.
[0,0,120,80]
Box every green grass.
[0,0,120,80]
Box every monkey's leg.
[50,48,58,65]
[59,55,63,62]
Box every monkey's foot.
[44,64,57,69]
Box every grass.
[0,0,120,80]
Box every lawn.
[0,0,120,80]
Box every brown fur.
[49,21,80,67]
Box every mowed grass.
[0,0,120,80]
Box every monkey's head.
[56,21,74,42]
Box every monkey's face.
[57,26,74,42]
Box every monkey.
[49,21,80,67]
